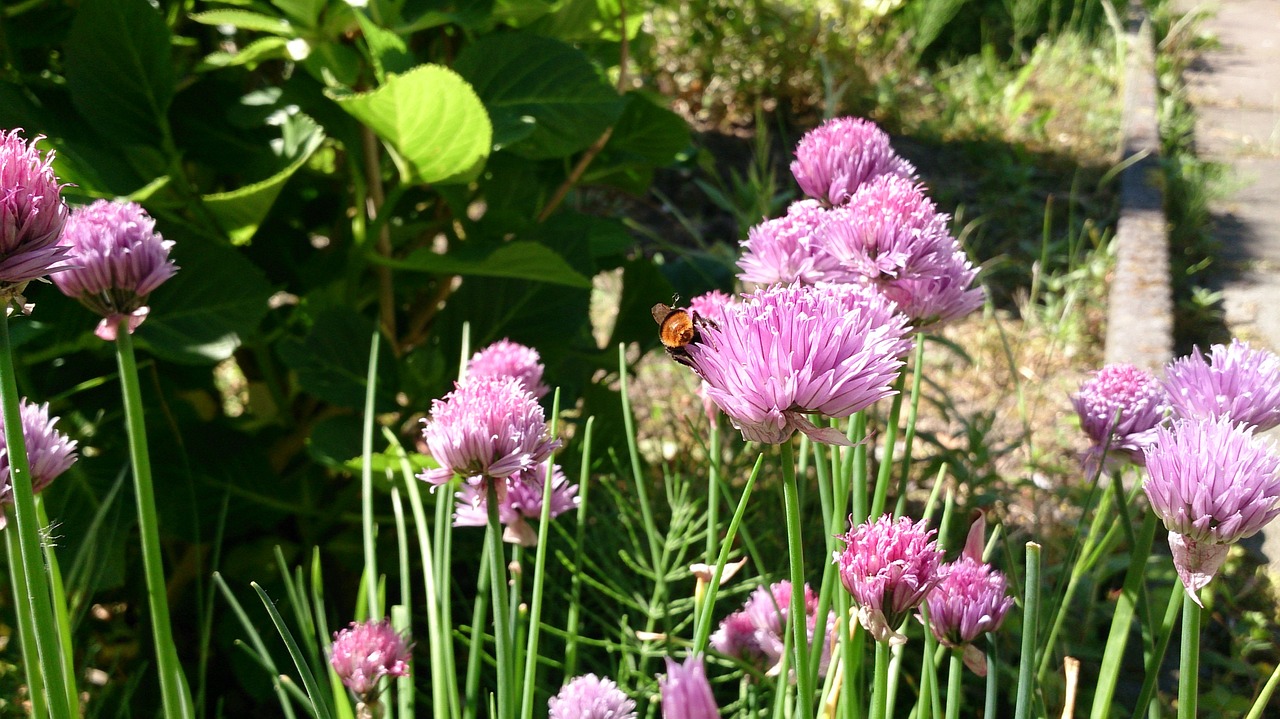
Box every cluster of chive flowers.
[0,400,79,528]
[710,580,834,676]
[1071,340,1280,600]
[328,619,412,702]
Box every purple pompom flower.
[835,514,947,644]
[1072,363,1169,469]
[681,283,912,445]
[817,176,984,329]
[453,462,578,546]
[1163,340,1280,431]
[51,200,177,341]
[548,674,637,719]
[710,580,834,677]
[1143,417,1280,604]
[328,619,412,699]
[789,117,917,207]
[923,515,1013,666]
[0,399,77,529]
[659,655,719,719]
[0,129,71,306]
[419,376,560,487]
[467,338,550,400]
[737,200,839,286]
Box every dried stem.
[361,126,399,345]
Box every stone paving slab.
[1194,106,1279,156]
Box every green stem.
[563,417,594,678]
[1014,543,1042,719]
[893,336,925,518]
[1178,591,1200,719]
[868,378,905,521]
[1129,584,1183,719]
[463,540,492,719]
[485,480,513,719]
[116,330,192,719]
[36,499,78,716]
[705,415,721,565]
[692,455,764,653]
[869,640,890,719]
[781,440,814,718]
[360,333,381,617]
[944,650,963,719]
[0,315,73,718]
[4,528,48,719]
[520,390,560,719]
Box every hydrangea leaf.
[189,10,294,35]
[329,65,492,185]
[380,241,592,288]
[454,32,624,159]
[64,0,175,147]
[277,308,399,411]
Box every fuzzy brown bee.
[652,303,697,349]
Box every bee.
[652,302,712,370]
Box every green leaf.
[64,0,175,147]
[203,114,326,245]
[329,65,492,185]
[352,12,415,83]
[190,9,295,35]
[271,0,328,29]
[380,241,592,288]
[454,32,624,159]
[197,37,291,72]
[395,0,495,32]
[135,234,274,365]
[277,308,399,411]
[597,92,691,166]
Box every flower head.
[737,200,839,286]
[710,580,834,676]
[1072,363,1169,468]
[659,655,719,719]
[453,462,578,545]
[467,338,549,399]
[817,176,983,328]
[923,515,1012,653]
[419,376,560,486]
[1163,340,1280,430]
[688,290,735,322]
[0,130,71,304]
[548,674,637,719]
[0,400,77,528]
[681,283,912,445]
[328,619,412,698]
[790,117,917,207]
[51,200,177,341]
[1143,417,1280,603]
[835,514,946,644]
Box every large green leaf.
[64,0,175,147]
[454,32,623,159]
[277,308,399,411]
[329,65,492,185]
[379,241,592,288]
[135,234,274,365]
[203,115,326,245]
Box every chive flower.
[681,282,912,445]
[1163,340,1280,431]
[835,514,947,644]
[922,515,1013,659]
[548,674,637,719]
[419,376,560,486]
[328,619,412,699]
[659,655,720,719]
[789,117,917,207]
[0,129,71,306]
[1072,363,1169,469]
[1143,417,1280,603]
[51,200,177,341]
[710,580,834,677]
[467,338,550,400]
[453,462,578,546]
[736,200,838,286]
[0,399,77,529]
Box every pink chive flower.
[51,200,178,341]
[1163,340,1280,431]
[548,674,637,719]
[659,655,720,719]
[681,283,912,446]
[835,514,947,644]
[1143,417,1280,604]
[817,176,984,329]
[737,200,840,286]
[328,619,412,699]
[1072,363,1169,469]
[0,400,78,529]
[789,117,917,207]
[467,338,550,400]
[710,580,834,677]
[923,515,1013,666]
[419,376,560,486]
[688,290,735,322]
[0,130,71,305]
[453,462,578,546]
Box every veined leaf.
[190,10,295,36]
[378,241,591,288]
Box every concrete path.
[1177,0,1280,575]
